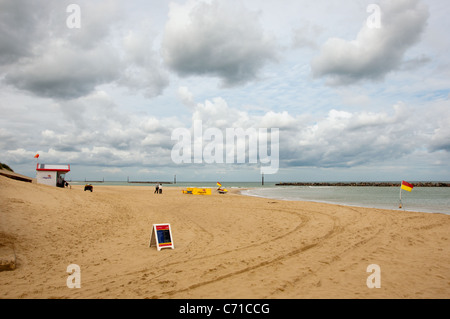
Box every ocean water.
[69,181,450,215]
[242,186,450,215]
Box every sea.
[69,181,450,215]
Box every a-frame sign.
[149,224,174,251]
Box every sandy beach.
[0,174,449,299]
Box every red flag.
[401,181,414,192]
[34,154,39,158]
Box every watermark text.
[366,264,381,288]
[367,4,381,29]
[67,264,81,288]
[171,120,279,174]
[66,4,81,29]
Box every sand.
[0,174,449,299]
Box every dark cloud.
[0,0,168,100]
[5,44,121,99]
[162,0,277,87]
[0,0,52,65]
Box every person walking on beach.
[155,183,159,194]
[158,183,162,194]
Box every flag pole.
[399,182,403,209]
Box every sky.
[1,0,449,182]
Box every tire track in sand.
[153,206,342,298]
[266,205,392,298]
[98,205,310,293]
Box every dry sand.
[0,174,449,299]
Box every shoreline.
[240,187,450,216]
[64,184,450,216]
[1,175,449,299]
[79,184,448,216]
[47,183,450,216]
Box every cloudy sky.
[1,0,449,182]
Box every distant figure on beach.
[155,184,159,194]
[159,183,162,194]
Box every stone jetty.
[275,182,450,187]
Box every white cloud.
[311,0,430,85]
[102,167,123,174]
[169,92,442,171]
[428,99,450,152]
[192,97,251,129]
[259,111,298,129]
[118,28,170,98]
[177,86,196,109]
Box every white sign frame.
[149,223,174,251]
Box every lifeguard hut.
[36,164,70,187]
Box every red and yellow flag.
[34,154,39,158]
[217,182,222,187]
[401,181,414,192]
